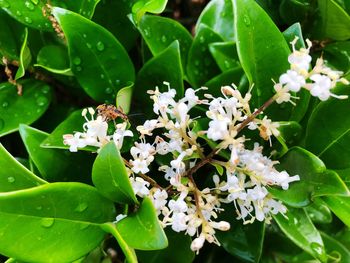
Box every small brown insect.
[96,104,128,122]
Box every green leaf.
[196,0,234,41]
[277,121,302,146]
[0,143,46,192]
[34,45,73,76]
[100,223,138,263]
[116,197,168,250]
[321,231,350,262]
[323,41,350,75]
[15,27,31,80]
[134,40,183,115]
[0,79,52,137]
[317,0,350,41]
[92,142,137,204]
[136,229,195,263]
[305,198,332,224]
[19,125,94,183]
[269,147,349,207]
[138,15,193,69]
[233,0,291,120]
[187,24,223,87]
[0,0,52,31]
[322,196,350,227]
[40,109,90,150]
[216,217,265,262]
[116,82,134,115]
[53,7,135,103]
[209,42,240,72]
[132,0,168,24]
[0,182,115,262]
[51,0,101,19]
[282,22,306,50]
[0,10,24,60]
[305,86,350,169]
[273,208,327,262]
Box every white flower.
[137,119,159,136]
[130,159,150,174]
[130,177,150,197]
[171,212,188,232]
[130,142,155,160]
[113,122,133,149]
[84,115,109,140]
[207,118,230,141]
[190,234,206,252]
[151,189,168,211]
[63,133,87,152]
[309,74,332,101]
[279,70,306,92]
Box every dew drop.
[224,60,231,69]
[75,202,88,212]
[243,14,251,26]
[0,118,4,131]
[2,101,9,108]
[25,1,35,10]
[7,176,15,183]
[161,35,167,43]
[105,87,113,94]
[100,73,105,79]
[82,33,87,38]
[41,86,50,94]
[310,242,324,256]
[76,66,82,72]
[96,41,105,51]
[41,218,55,228]
[44,22,50,28]
[144,27,151,38]
[293,217,298,225]
[16,10,22,17]
[86,43,92,49]
[36,96,48,106]
[73,57,81,65]
[115,79,121,85]
[0,0,10,8]
[199,36,205,44]
[37,236,42,241]
[36,206,43,211]
[24,17,33,24]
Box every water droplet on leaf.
[24,17,33,24]
[41,218,55,228]
[2,101,9,108]
[25,1,35,10]
[7,177,15,183]
[36,96,48,106]
[243,15,251,26]
[73,57,81,65]
[75,202,88,212]
[105,87,113,94]
[310,242,324,256]
[96,41,105,51]
[16,11,22,16]
[0,0,10,8]
[161,35,167,43]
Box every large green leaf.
[51,0,101,19]
[134,40,183,115]
[0,183,115,262]
[138,15,193,69]
[269,147,349,207]
[92,142,137,204]
[233,0,291,120]
[0,79,52,137]
[187,24,223,88]
[322,196,350,227]
[136,229,195,263]
[132,0,168,24]
[273,208,327,262]
[318,0,350,41]
[116,197,168,250]
[196,0,234,41]
[53,7,135,103]
[321,232,350,262]
[209,42,240,72]
[19,125,94,183]
[0,143,46,192]
[305,86,350,169]
[0,0,52,31]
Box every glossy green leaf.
[0,79,52,137]
[324,41,350,75]
[305,86,350,169]
[34,45,73,76]
[196,0,234,41]
[19,125,94,183]
[187,24,223,87]
[273,208,327,262]
[0,143,46,192]
[269,147,349,207]
[40,109,89,150]
[233,0,291,120]
[92,0,138,51]
[277,121,302,146]
[100,223,137,263]
[322,196,350,227]
[116,197,168,250]
[92,142,137,204]
[134,40,183,115]
[0,0,52,31]
[138,15,193,69]
[132,0,167,23]
[321,232,350,262]
[116,82,133,115]
[53,7,135,103]
[318,0,350,41]
[209,42,240,72]
[305,198,332,224]
[216,215,265,263]
[51,0,100,19]
[279,0,310,25]
[0,10,24,60]
[0,183,115,262]
[136,229,195,263]
[282,22,305,50]
[15,27,31,80]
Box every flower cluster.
[63,108,133,152]
[274,37,349,103]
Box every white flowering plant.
[1,0,350,262]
